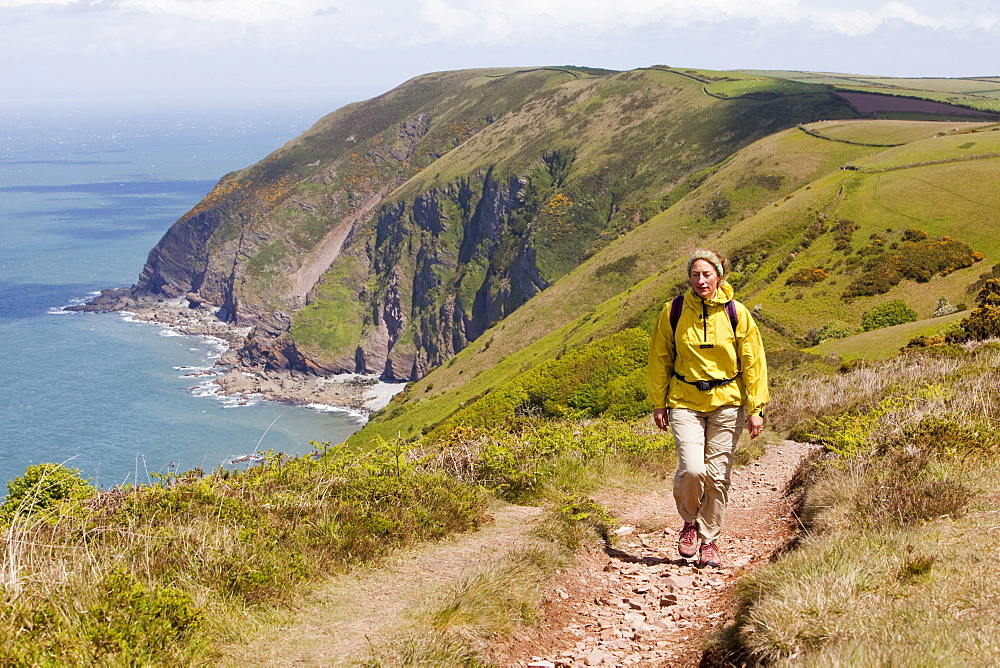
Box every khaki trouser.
[669,405,745,542]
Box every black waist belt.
[673,372,740,392]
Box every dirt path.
[217,440,811,666]
[495,439,813,667]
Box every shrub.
[932,296,958,317]
[960,278,1000,340]
[0,569,206,665]
[815,320,855,345]
[1,463,94,524]
[843,234,981,300]
[832,217,859,251]
[803,397,902,457]
[728,242,774,288]
[856,447,974,525]
[429,328,651,435]
[704,193,731,220]
[414,419,672,503]
[861,300,917,332]
[785,266,828,287]
[84,569,205,659]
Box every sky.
[2,0,999,112]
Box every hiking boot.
[678,522,699,558]
[699,540,722,568]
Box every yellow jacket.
[646,281,769,415]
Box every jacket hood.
[684,279,735,308]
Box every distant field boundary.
[797,125,905,148]
[862,151,1000,174]
[485,67,611,81]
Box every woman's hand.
[747,414,764,439]
[653,408,669,431]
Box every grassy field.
[859,124,1000,170]
[746,71,1000,113]
[808,311,966,359]
[801,119,994,145]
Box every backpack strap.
[724,299,738,334]
[669,295,684,334]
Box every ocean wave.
[219,393,262,409]
[304,402,369,422]
[224,453,267,465]
[48,292,101,314]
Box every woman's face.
[689,259,720,299]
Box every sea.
[0,99,367,491]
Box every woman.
[646,249,768,567]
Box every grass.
[746,71,1000,113]
[710,339,1000,665]
[703,75,824,99]
[0,412,678,663]
[364,537,571,666]
[0,445,488,664]
[291,254,366,360]
[808,311,965,359]
[860,124,1000,171]
[801,119,992,146]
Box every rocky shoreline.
[69,289,406,415]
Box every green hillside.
[35,66,1000,663]
[123,64,1000,442]
[355,116,1000,443]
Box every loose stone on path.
[497,440,814,667]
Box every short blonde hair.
[687,249,728,279]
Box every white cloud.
[411,0,998,42]
[4,0,997,53]
[2,0,998,103]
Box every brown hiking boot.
[678,522,699,558]
[699,540,722,568]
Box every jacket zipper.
[701,299,708,343]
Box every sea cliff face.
[121,66,851,382]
